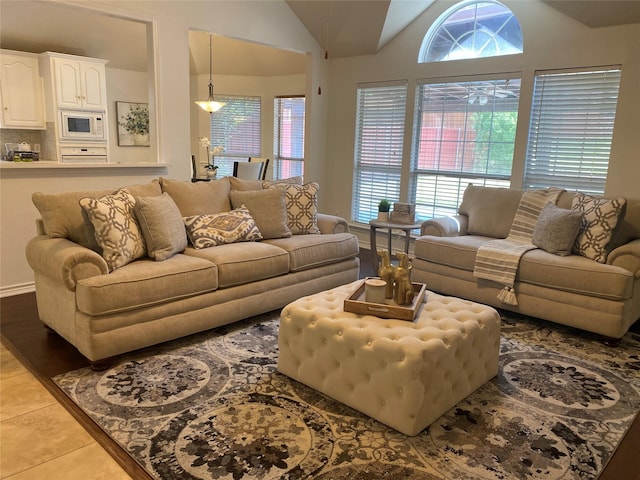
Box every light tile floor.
[0,343,132,480]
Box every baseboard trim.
[0,282,35,298]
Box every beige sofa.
[412,185,640,340]
[26,176,359,364]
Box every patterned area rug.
[54,311,640,480]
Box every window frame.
[273,95,305,180]
[352,81,408,224]
[409,74,521,219]
[524,66,622,194]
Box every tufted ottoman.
[277,280,501,436]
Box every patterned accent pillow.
[79,189,146,271]
[270,182,320,235]
[532,202,583,256]
[183,206,263,248]
[571,193,627,263]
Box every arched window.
[419,0,522,63]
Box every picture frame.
[116,101,150,147]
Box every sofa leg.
[90,359,112,371]
[600,336,621,347]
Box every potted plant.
[198,137,222,178]
[378,199,391,221]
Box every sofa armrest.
[317,213,349,234]
[26,235,109,291]
[607,239,640,278]
[420,215,468,237]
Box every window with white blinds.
[274,96,305,179]
[210,95,261,178]
[411,77,520,219]
[353,82,407,223]
[524,67,622,194]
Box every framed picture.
[116,101,150,147]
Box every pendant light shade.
[196,34,225,113]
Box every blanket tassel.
[497,286,518,306]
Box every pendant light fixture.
[195,34,225,113]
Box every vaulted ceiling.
[1,0,639,75]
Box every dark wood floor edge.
[598,408,640,480]
[1,333,153,480]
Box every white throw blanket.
[473,188,564,305]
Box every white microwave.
[59,110,106,141]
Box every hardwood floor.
[1,248,638,479]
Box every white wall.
[106,67,151,164]
[0,0,323,295]
[322,0,640,224]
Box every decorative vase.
[206,169,217,179]
[377,211,390,222]
[132,133,149,146]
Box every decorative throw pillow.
[229,176,264,191]
[134,193,188,261]
[183,206,263,248]
[532,203,583,256]
[270,182,320,235]
[79,189,146,271]
[159,177,231,217]
[571,193,627,263]
[229,189,291,239]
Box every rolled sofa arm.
[420,214,468,237]
[317,213,349,234]
[607,239,640,278]
[26,235,109,291]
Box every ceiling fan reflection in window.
[465,81,519,105]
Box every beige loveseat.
[26,176,359,364]
[412,185,640,340]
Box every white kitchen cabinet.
[44,53,108,110]
[0,50,45,129]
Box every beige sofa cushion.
[415,235,633,300]
[32,181,161,248]
[229,188,291,239]
[160,177,231,216]
[458,185,522,238]
[134,193,188,261]
[76,254,218,316]
[264,233,359,272]
[185,242,290,288]
[228,176,264,191]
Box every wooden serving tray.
[344,279,427,321]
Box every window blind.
[524,67,622,194]
[274,96,305,179]
[353,82,407,223]
[210,95,261,177]
[410,77,519,219]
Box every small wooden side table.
[369,220,422,273]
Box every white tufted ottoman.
[277,280,501,436]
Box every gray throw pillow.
[229,188,291,239]
[135,193,188,261]
[532,202,583,256]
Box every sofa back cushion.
[160,177,231,217]
[229,188,291,239]
[458,185,523,238]
[32,181,161,249]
